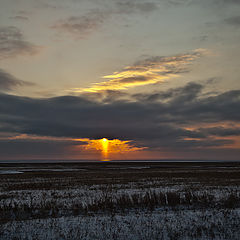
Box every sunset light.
[101,138,109,159]
[80,138,145,160]
[1,0,240,237]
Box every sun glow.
[101,138,109,159]
[77,138,145,160]
[6,134,146,160]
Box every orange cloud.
[2,134,73,141]
[71,49,208,93]
[183,121,240,149]
[76,138,146,160]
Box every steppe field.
[0,161,240,240]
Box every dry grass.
[0,162,240,222]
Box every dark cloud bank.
[0,81,240,159]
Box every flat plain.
[0,161,240,240]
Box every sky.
[0,0,240,161]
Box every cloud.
[0,80,240,155]
[166,0,240,6]
[0,69,34,92]
[224,16,240,26]
[73,49,207,92]
[0,139,82,159]
[115,1,158,14]
[52,11,108,38]
[10,16,29,21]
[52,1,158,38]
[0,26,40,59]
[132,82,203,102]
[199,127,240,137]
[159,0,240,13]
[217,0,240,5]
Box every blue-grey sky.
[0,0,240,160]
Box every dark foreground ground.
[0,161,240,239]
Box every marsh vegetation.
[0,162,240,239]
